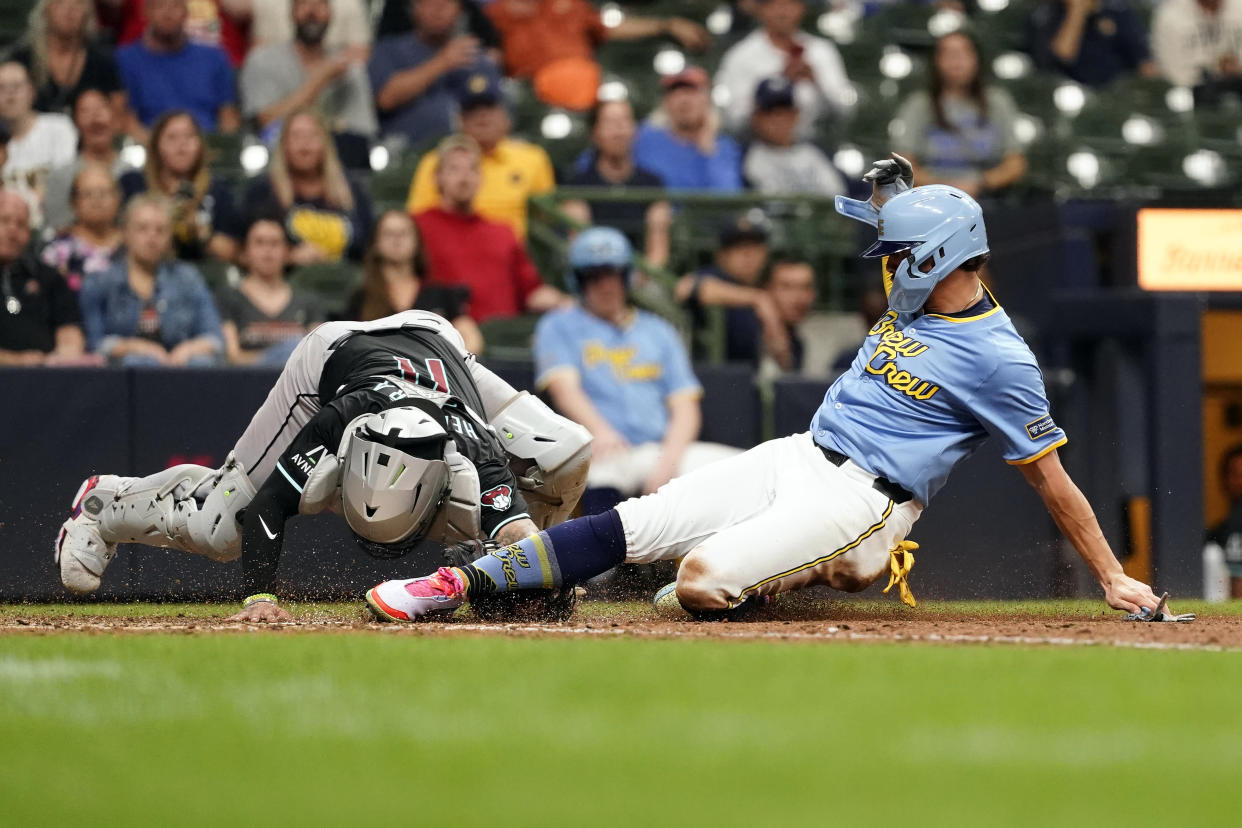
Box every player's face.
[592,101,636,158]
[718,241,768,285]
[751,107,798,147]
[244,220,290,279]
[157,114,202,178]
[757,0,805,37]
[375,212,418,263]
[0,63,33,122]
[284,114,326,175]
[580,268,627,317]
[72,167,121,228]
[436,148,481,206]
[935,33,978,90]
[664,86,708,131]
[412,0,462,39]
[460,104,510,151]
[768,263,816,323]
[0,194,31,262]
[125,203,173,268]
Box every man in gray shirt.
[240,0,377,147]
[743,78,845,196]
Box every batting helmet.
[841,185,989,314]
[566,226,633,294]
[340,403,453,559]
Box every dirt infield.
[4,602,1241,650]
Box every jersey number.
[394,356,450,393]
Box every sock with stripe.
[458,509,628,597]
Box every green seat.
[195,260,238,293]
[479,315,540,361]
[289,262,360,317]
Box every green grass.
[2,614,1241,826]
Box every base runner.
[55,310,591,622]
[365,155,1178,623]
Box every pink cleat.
[366,567,467,622]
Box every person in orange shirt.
[485,0,710,110]
[405,72,553,239]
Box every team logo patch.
[481,485,513,512]
[1025,415,1058,440]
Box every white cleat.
[55,475,120,594]
[366,567,467,622]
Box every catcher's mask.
[340,401,453,559]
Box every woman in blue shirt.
[79,194,223,365]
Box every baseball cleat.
[654,581,779,621]
[366,567,467,622]
[55,475,120,594]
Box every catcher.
[366,156,1188,623]
[55,310,592,622]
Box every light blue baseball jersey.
[812,292,1067,505]
[535,305,702,445]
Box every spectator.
[1152,0,1242,105]
[676,215,791,365]
[368,0,499,149]
[563,97,671,269]
[759,255,814,375]
[240,0,377,159]
[0,61,78,224]
[79,193,223,365]
[10,0,124,117]
[119,110,242,262]
[715,0,854,138]
[414,134,567,322]
[632,66,743,192]
[217,216,324,366]
[1207,443,1242,598]
[1025,0,1154,87]
[406,72,555,239]
[41,164,122,293]
[115,0,240,133]
[43,88,133,232]
[892,31,1027,197]
[484,0,708,110]
[244,110,374,263]
[99,0,252,68]
[345,209,483,352]
[375,0,502,51]
[0,190,86,365]
[251,0,372,56]
[535,226,739,505]
[756,254,862,377]
[743,77,846,196]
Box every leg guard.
[489,391,592,529]
[96,454,257,562]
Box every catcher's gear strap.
[96,455,256,562]
[490,391,593,528]
[882,540,918,608]
[424,438,482,544]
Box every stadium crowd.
[0,0,1238,379]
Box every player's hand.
[667,18,710,52]
[863,153,914,208]
[1103,574,1163,615]
[225,601,293,623]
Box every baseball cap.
[754,77,796,111]
[659,65,709,93]
[459,72,504,111]
[719,215,769,248]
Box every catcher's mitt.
[442,539,579,623]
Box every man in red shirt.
[414,134,569,323]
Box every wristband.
[242,593,279,609]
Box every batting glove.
[863,153,914,208]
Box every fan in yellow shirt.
[406,73,554,239]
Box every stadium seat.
[289,262,360,317]
[479,314,541,361]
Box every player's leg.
[668,442,922,614]
[56,459,256,593]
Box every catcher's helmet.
[340,404,453,559]
[842,185,989,314]
[566,226,633,294]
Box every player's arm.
[1018,449,1165,614]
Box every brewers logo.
[481,485,513,512]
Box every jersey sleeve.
[474,449,531,541]
[968,350,1068,465]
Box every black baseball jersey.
[240,327,529,594]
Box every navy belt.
[815,441,914,505]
